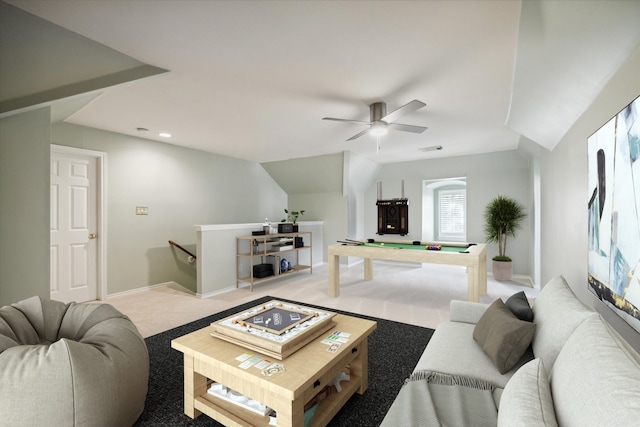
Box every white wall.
[51,123,287,295]
[367,150,533,277]
[541,45,640,351]
[0,108,51,306]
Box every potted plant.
[281,209,305,231]
[483,195,526,281]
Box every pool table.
[327,240,487,302]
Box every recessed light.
[419,145,442,152]
[159,132,172,138]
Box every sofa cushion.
[414,321,534,390]
[505,291,533,322]
[497,358,558,426]
[551,316,640,427]
[449,300,490,324]
[473,299,536,374]
[532,275,597,372]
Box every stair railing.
[168,240,197,264]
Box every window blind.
[438,189,465,238]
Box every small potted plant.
[281,209,305,231]
[483,195,526,281]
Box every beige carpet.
[106,261,538,338]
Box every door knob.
[89,234,97,239]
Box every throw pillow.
[505,291,534,322]
[497,358,558,427]
[473,299,536,374]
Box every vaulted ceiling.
[2,0,639,164]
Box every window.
[422,177,466,243]
[437,188,466,241]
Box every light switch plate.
[136,206,148,215]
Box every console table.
[236,231,312,291]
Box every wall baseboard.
[196,285,237,299]
[485,273,535,288]
[106,281,194,298]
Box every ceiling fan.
[323,99,427,141]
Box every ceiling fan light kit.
[323,99,428,142]
[370,123,388,137]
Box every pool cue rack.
[376,180,408,235]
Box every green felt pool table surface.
[364,241,473,252]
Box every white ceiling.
[6,0,640,164]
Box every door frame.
[51,144,108,300]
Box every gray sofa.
[0,296,149,427]
[381,275,640,426]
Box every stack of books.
[270,243,293,251]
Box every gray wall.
[288,192,348,262]
[541,44,640,351]
[345,151,380,242]
[367,150,533,277]
[197,221,323,296]
[263,152,350,262]
[271,149,534,272]
[0,1,166,115]
[51,123,287,295]
[262,153,343,195]
[0,108,51,307]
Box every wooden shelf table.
[172,313,376,427]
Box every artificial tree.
[483,195,526,280]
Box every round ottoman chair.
[0,296,149,427]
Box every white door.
[50,151,98,303]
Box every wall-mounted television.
[587,95,640,332]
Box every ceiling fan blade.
[381,99,426,124]
[387,123,428,134]
[322,117,370,125]
[347,127,372,141]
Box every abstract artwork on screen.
[588,96,640,333]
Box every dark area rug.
[133,296,434,426]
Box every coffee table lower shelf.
[194,371,361,427]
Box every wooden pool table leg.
[364,257,373,281]
[468,266,480,302]
[479,255,487,295]
[328,253,340,297]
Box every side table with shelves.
[236,231,312,290]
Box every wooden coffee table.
[171,312,377,427]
